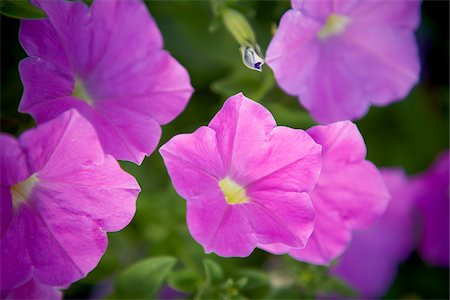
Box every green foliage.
[0,0,46,19]
[114,256,177,299]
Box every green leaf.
[167,269,199,293]
[0,0,46,19]
[234,269,270,298]
[115,256,177,299]
[211,67,275,101]
[319,276,357,297]
[203,259,224,285]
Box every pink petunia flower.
[415,151,449,267]
[19,0,193,164]
[159,93,322,257]
[261,121,390,264]
[0,110,140,296]
[267,0,421,123]
[2,278,62,300]
[331,169,418,298]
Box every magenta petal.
[5,278,62,300]
[315,161,390,230]
[36,155,139,232]
[331,169,418,298]
[348,0,422,29]
[94,51,193,125]
[160,126,226,197]
[0,134,30,185]
[0,207,33,290]
[291,0,336,17]
[187,196,256,257]
[308,122,390,229]
[0,135,29,237]
[246,126,322,193]
[307,121,366,163]
[288,199,352,265]
[247,192,314,249]
[25,194,108,286]
[208,93,277,184]
[19,109,104,174]
[265,10,321,98]
[25,108,138,240]
[339,24,420,107]
[0,187,12,237]
[95,102,162,164]
[290,121,390,264]
[415,151,449,267]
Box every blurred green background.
[1,0,448,299]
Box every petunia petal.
[331,169,418,298]
[36,155,139,232]
[25,193,108,286]
[415,151,449,267]
[160,126,226,198]
[308,121,390,230]
[187,199,256,257]
[266,10,321,98]
[246,192,314,249]
[287,192,352,265]
[5,278,62,300]
[0,206,33,290]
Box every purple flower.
[262,121,390,264]
[159,93,321,257]
[331,169,418,298]
[3,279,62,300]
[18,0,193,164]
[266,0,421,123]
[415,151,449,267]
[0,110,140,294]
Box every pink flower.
[267,0,421,123]
[2,279,62,300]
[261,121,390,264]
[0,110,140,296]
[331,169,418,298]
[18,0,193,164]
[415,151,449,267]
[159,93,321,257]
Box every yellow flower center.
[11,174,38,209]
[73,79,94,105]
[317,14,350,40]
[219,177,249,205]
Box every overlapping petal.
[415,151,449,267]
[4,278,62,300]
[277,121,390,264]
[331,169,418,298]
